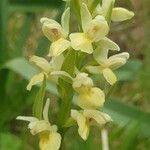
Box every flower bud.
[40,18,65,42]
[112,7,134,22]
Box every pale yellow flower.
[50,71,105,109]
[86,38,129,85]
[27,55,64,90]
[73,73,105,109]
[71,109,112,140]
[16,99,61,150]
[70,3,109,54]
[41,8,70,57]
[94,0,134,22]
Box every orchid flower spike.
[27,55,64,91]
[71,109,112,140]
[86,38,129,85]
[16,99,61,150]
[70,3,109,54]
[41,8,70,57]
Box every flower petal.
[71,110,89,140]
[102,68,117,85]
[94,37,120,64]
[29,55,51,73]
[50,54,64,70]
[94,4,103,16]
[61,7,70,36]
[81,3,92,32]
[16,116,39,122]
[40,17,65,41]
[30,120,51,135]
[86,16,109,41]
[73,73,93,90]
[43,98,50,122]
[77,87,105,109]
[51,70,73,81]
[27,73,44,91]
[49,38,70,57]
[40,18,58,25]
[98,37,120,51]
[70,33,93,53]
[86,66,102,74]
[107,52,129,69]
[108,52,130,60]
[83,110,112,126]
[39,132,61,150]
[112,7,134,22]
[102,0,115,19]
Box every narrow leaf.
[90,0,102,13]
[104,98,150,137]
[33,75,46,119]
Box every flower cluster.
[17,0,134,149]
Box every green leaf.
[119,122,140,150]
[33,75,46,119]
[104,98,150,137]
[90,0,101,13]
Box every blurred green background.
[0,0,150,149]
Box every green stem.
[58,50,76,128]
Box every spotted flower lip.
[71,109,112,140]
[16,99,61,150]
[41,8,70,57]
[27,55,64,91]
[69,3,109,54]
[86,37,129,85]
